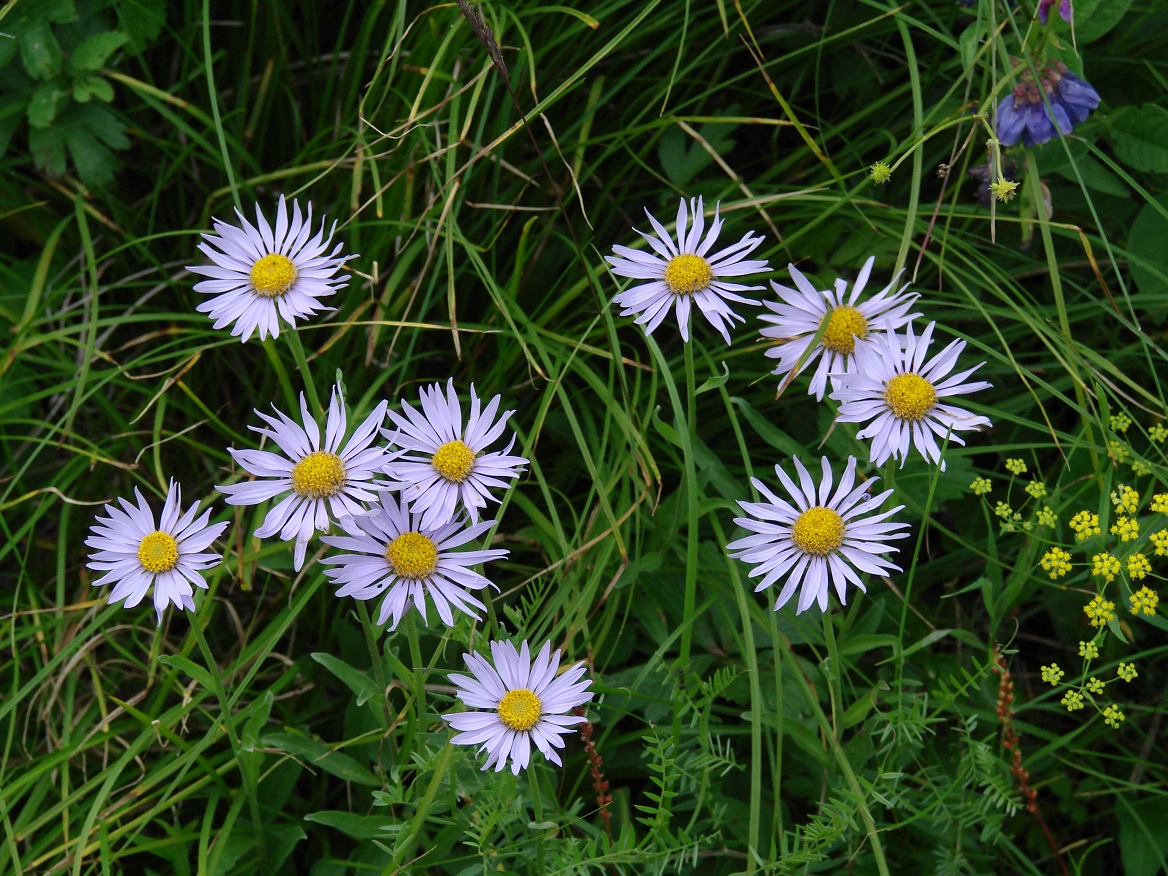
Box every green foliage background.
[2,0,1168,873]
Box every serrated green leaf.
[73,101,128,148]
[69,30,128,72]
[63,118,118,185]
[18,19,62,79]
[29,123,66,176]
[1109,105,1168,174]
[27,81,65,128]
[117,0,167,55]
[72,73,114,103]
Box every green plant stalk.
[405,611,427,725]
[283,330,323,415]
[190,619,268,875]
[357,602,394,731]
[820,613,889,876]
[389,743,454,869]
[677,340,700,673]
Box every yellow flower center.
[819,305,868,355]
[432,439,476,483]
[884,373,937,421]
[663,253,714,295]
[790,506,845,556]
[385,531,438,578]
[249,253,298,298]
[137,530,179,574]
[498,688,542,731]
[291,451,346,498]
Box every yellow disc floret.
[819,306,868,355]
[663,253,714,295]
[385,531,438,578]
[884,373,937,421]
[498,688,542,731]
[138,530,179,574]
[291,451,346,498]
[249,253,298,297]
[790,506,845,556]
[432,439,476,483]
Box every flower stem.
[283,329,322,415]
[820,612,890,876]
[405,610,427,723]
[357,601,394,731]
[190,618,269,874]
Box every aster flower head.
[218,385,391,570]
[605,196,770,345]
[187,195,355,342]
[381,380,528,531]
[85,481,228,624]
[320,492,507,630]
[830,321,993,470]
[759,256,921,401]
[443,639,594,775]
[996,61,1100,148]
[726,456,910,614]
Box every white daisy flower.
[830,321,992,470]
[187,195,354,342]
[85,481,228,624]
[605,195,770,344]
[727,456,909,614]
[760,256,920,400]
[381,380,528,531]
[443,639,594,775]
[320,492,507,630]
[218,385,391,570]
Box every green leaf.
[1118,796,1168,876]
[241,690,275,751]
[68,30,128,72]
[261,731,381,787]
[18,19,62,79]
[310,652,380,706]
[303,811,395,840]
[62,115,121,185]
[26,81,65,128]
[837,634,898,658]
[29,123,66,177]
[72,73,114,103]
[1128,195,1168,296]
[117,0,167,55]
[1071,0,1136,43]
[157,654,214,690]
[0,94,27,153]
[1108,105,1168,174]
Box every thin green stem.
[390,744,454,868]
[357,602,394,731]
[190,619,268,875]
[283,330,323,415]
[820,613,889,876]
[677,341,700,671]
[405,611,427,724]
